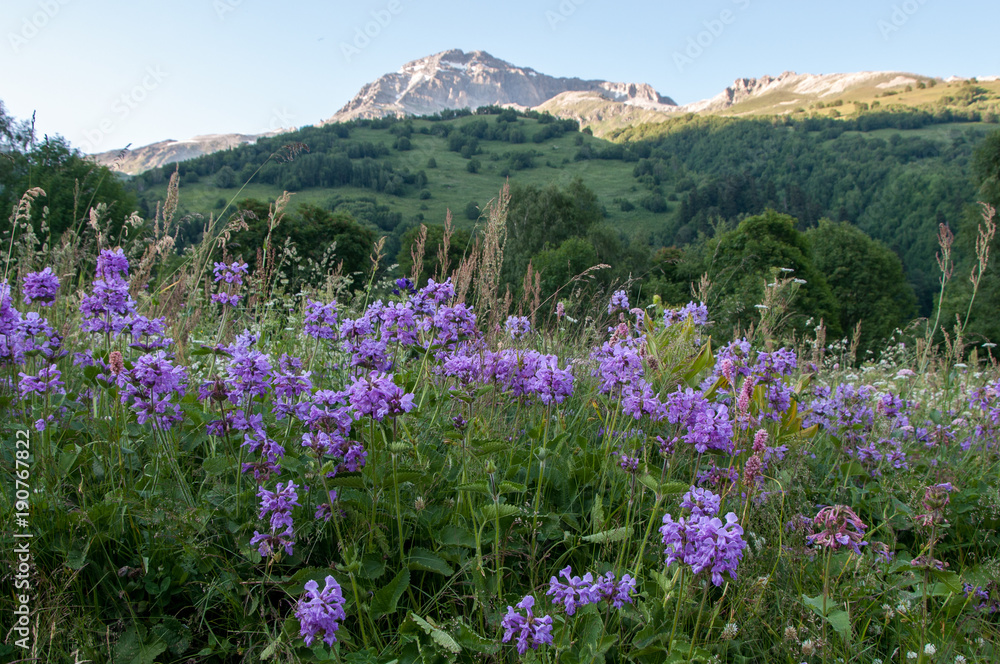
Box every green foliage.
[504,178,603,284]
[0,135,137,238]
[396,223,472,285]
[229,199,375,285]
[806,220,917,351]
[705,210,842,337]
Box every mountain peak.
[325,49,675,123]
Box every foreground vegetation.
[1,174,999,664]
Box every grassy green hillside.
[132,113,671,243]
[129,107,998,319]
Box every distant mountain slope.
[323,49,677,124]
[90,132,287,175]
[85,48,999,174]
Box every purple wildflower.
[18,364,64,399]
[116,351,187,429]
[501,595,553,655]
[592,572,636,608]
[608,290,629,314]
[680,486,722,518]
[304,299,339,340]
[295,576,347,647]
[660,510,747,586]
[346,371,415,421]
[808,505,867,555]
[22,268,59,306]
[505,315,531,341]
[547,567,600,616]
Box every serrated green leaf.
[328,475,366,489]
[480,504,521,521]
[582,526,630,544]
[825,609,851,638]
[454,622,499,654]
[202,457,230,477]
[438,525,476,548]
[408,548,454,576]
[497,481,526,493]
[370,567,409,619]
[430,629,461,655]
[591,495,605,532]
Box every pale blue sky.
[2,0,998,153]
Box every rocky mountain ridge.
[324,49,676,124]
[90,49,996,173]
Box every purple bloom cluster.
[505,315,531,341]
[211,260,248,306]
[115,351,188,429]
[547,566,636,615]
[660,487,747,586]
[608,290,629,314]
[22,268,59,306]
[500,595,553,655]
[439,347,574,404]
[808,505,868,555]
[80,249,138,336]
[346,371,415,421]
[804,383,912,471]
[18,364,64,399]
[663,301,708,328]
[250,481,300,557]
[304,299,339,340]
[295,575,347,646]
[662,387,734,454]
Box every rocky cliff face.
[324,49,676,123]
[679,71,927,113]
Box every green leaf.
[370,567,409,619]
[582,526,631,544]
[638,475,688,496]
[385,470,422,486]
[455,481,491,494]
[328,475,366,489]
[438,525,476,549]
[802,594,851,638]
[408,613,461,655]
[202,457,230,477]
[454,622,499,654]
[497,481,526,493]
[480,504,521,521]
[683,339,714,387]
[591,495,605,532]
[408,548,454,576]
[825,609,851,638]
[839,461,867,478]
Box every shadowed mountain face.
[323,49,677,123]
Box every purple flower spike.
[22,268,59,306]
[501,595,553,655]
[547,566,599,616]
[295,575,347,647]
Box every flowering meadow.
[1,188,1000,664]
